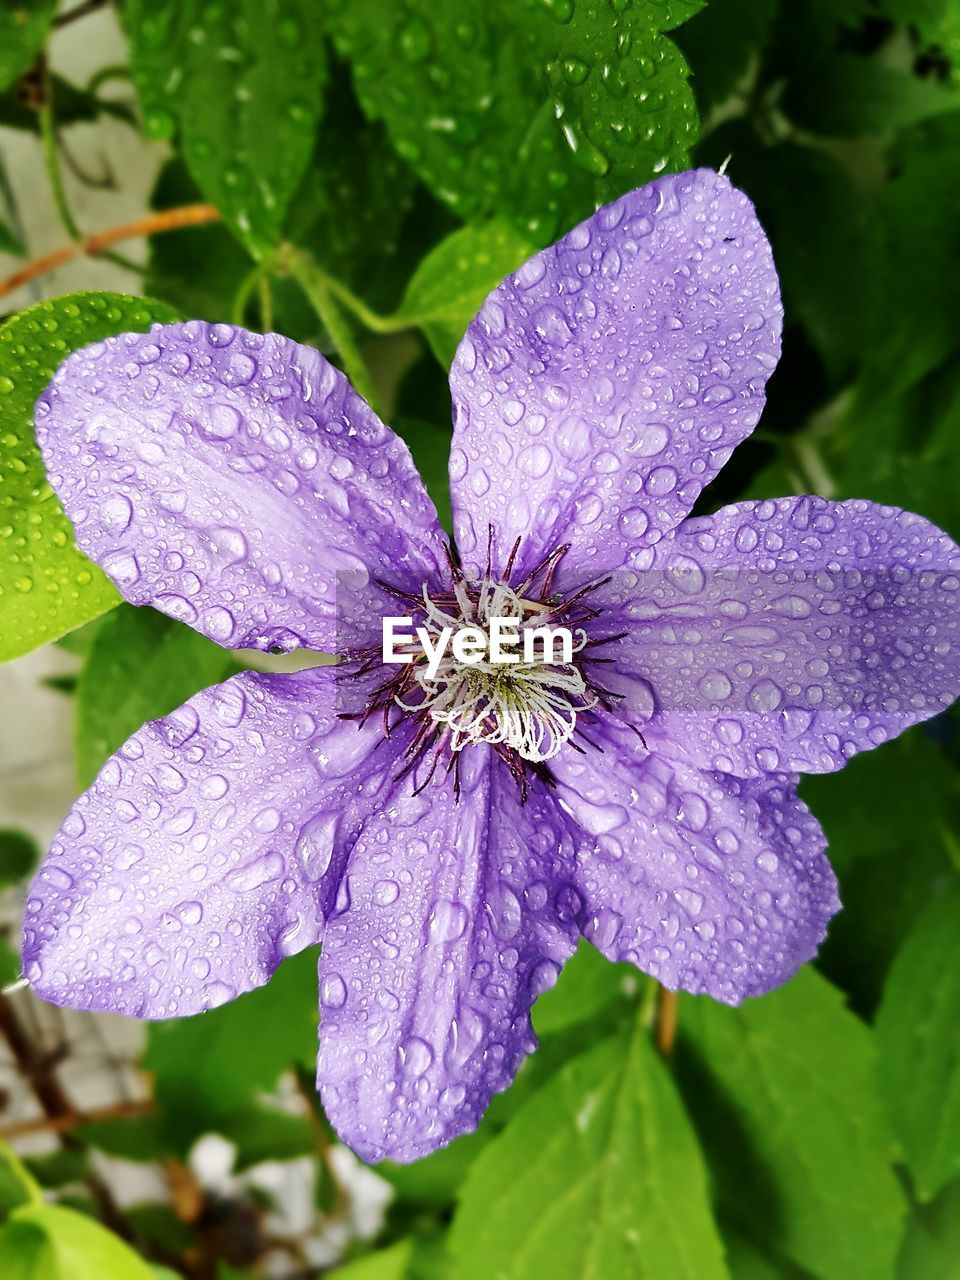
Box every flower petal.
[37,322,448,652]
[22,668,397,1017]
[552,716,839,1004]
[448,169,781,581]
[599,497,960,775]
[316,750,579,1162]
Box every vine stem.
[39,90,82,245]
[0,204,222,301]
[283,245,381,411]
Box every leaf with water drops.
[876,884,960,1202]
[120,0,327,254]
[0,1203,156,1280]
[75,604,238,789]
[328,0,705,239]
[395,219,538,367]
[0,293,178,663]
[450,1018,728,1280]
[676,969,906,1280]
[0,2,56,94]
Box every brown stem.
[0,993,130,1238]
[0,1098,155,1140]
[655,986,678,1056]
[0,203,222,301]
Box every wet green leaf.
[395,219,537,367]
[0,293,177,662]
[121,0,327,253]
[329,0,704,239]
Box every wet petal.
[37,322,448,652]
[552,717,839,1004]
[22,668,397,1017]
[316,751,579,1162]
[449,169,781,582]
[599,497,960,775]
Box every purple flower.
[22,169,960,1163]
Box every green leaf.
[725,141,881,381]
[74,1114,170,1164]
[393,418,453,534]
[783,55,960,137]
[143,947,318,1146]
[145,160,254,325]
[0,830,36,889]
[0,1149,32,1216]
[0,2,56,94]
[860,121,960,398]
[332,1240,414,1279]
[676,969,906,1279]
[451,1019,728,1280]
[0,1204,155,1280]
[898,1178,960,1279]
[395,219,537,367]
[0,293,178,662]
[0,219,24,258]
[876,884,960,1201]
[22,1150,87,1191]
[284,66,425,317]
[0,939,20,987]
[531,938,638,1037]
[75,604,237,788]
[121,0,327,253]
[217,1106,317,1172]
[329,0,704,239]
[803,728,960,1014]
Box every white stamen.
[397,583,594,762]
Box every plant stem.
[231,264,262,326]
[258,270,274,333]
[284,246,380,409]
[314,267,409,335]
[39,88,82,245]
[0,204,221,301]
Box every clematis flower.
[22,169,960,1163]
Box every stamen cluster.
[343,536,625,797]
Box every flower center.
[341,535,625,798]
[395,580,595,763]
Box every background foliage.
[0,0,959,1276]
